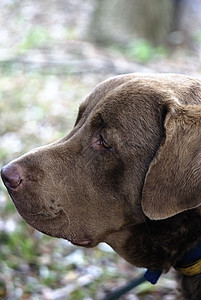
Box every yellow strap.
[175,258,201,276]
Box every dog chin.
[33,223,95,247]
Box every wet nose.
[1,164,23,189]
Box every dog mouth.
[70,239,92,247]
[1,170,94,248]
[5,192,94,247]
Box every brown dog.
[1,73,201,299]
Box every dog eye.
[100,135,112,149]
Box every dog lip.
[6,182,23,192]
[70,239,92,246]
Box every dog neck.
[105,210,201,285]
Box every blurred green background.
[0,0,201,299]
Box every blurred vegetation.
[109,39,168,64]
[0,0,201,299]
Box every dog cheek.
[104,158,126,192]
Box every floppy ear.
[142,101,201,220]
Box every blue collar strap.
[144,269,162,284]
[175,241,201,276]
[176,241,201,265]
[144,241,201,285]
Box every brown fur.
[1,73,201,299]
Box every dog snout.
[1,164,23,190]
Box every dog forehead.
[79,73,201,128]
[85,75,147,112]
[86,76,130,106]
[77,77,132,124]
[80,76,161,130]
[85,73,167,110]
[86,88,133,128]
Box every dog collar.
[144,241,201,285]
[175,241,201,276]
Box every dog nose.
[1,164,23,189]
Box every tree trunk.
[89,0,175,46]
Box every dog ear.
[142,100,201,220]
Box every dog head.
[1,73,201,260]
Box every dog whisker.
[62,207,71,230]
[27,210,44,217]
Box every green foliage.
[192,30,201,44]
[69,289,86,300]
[109,38,168,63]
[18,27,50,52]
[127,39,168,63]
[0,225,38,265]
[0,148,8,162]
